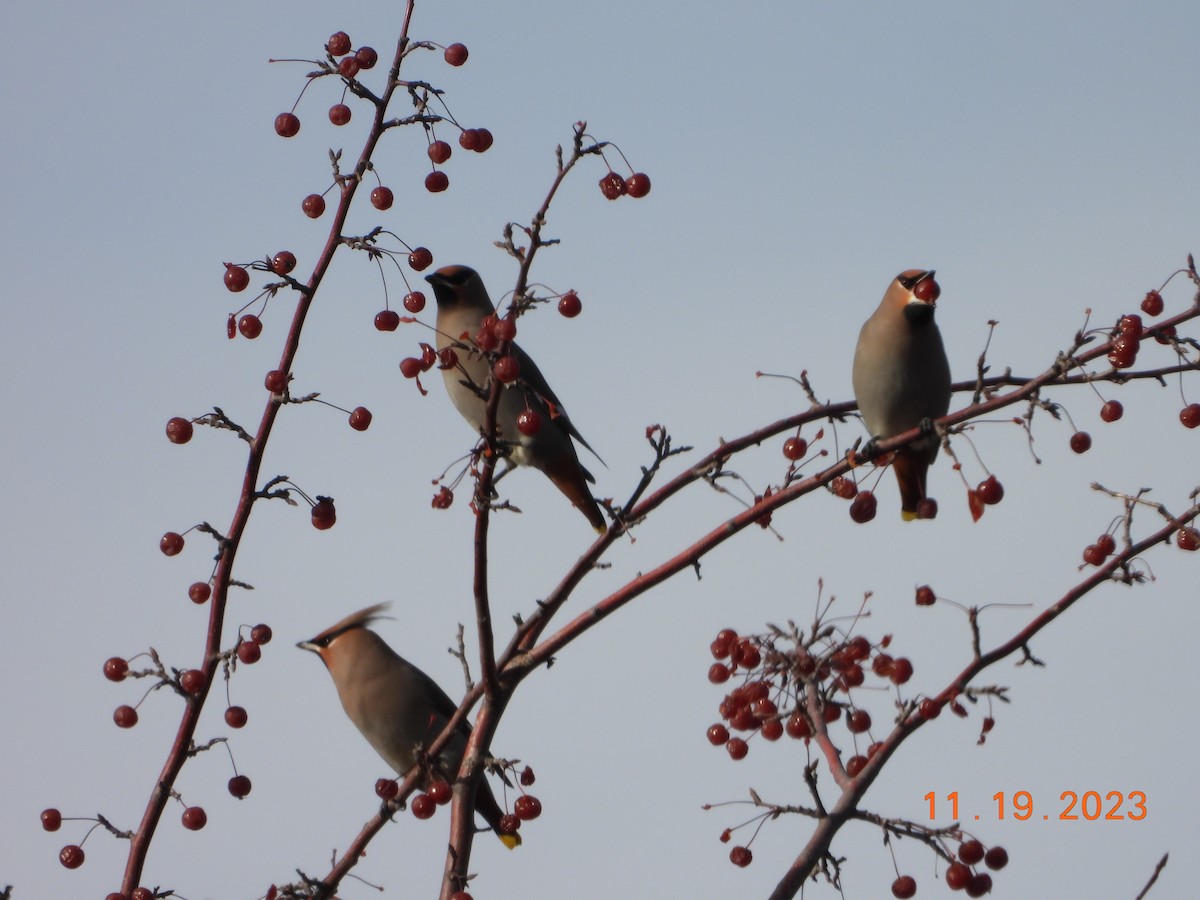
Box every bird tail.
[476,780,522,849]
[892,449,929,521]
[542,454,608,533]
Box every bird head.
[425,264,493,313]
[894,269,940,325]
[297,602,393,671]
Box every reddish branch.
[765,503,1200,899]
[120,3,420,893]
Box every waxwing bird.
[298,603,521,848]
[851,269,952,520]
[425,264,607,532]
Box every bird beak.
[297,640,319,654]
[918,269,935,284]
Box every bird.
[425,264,607,533]
[851,269,952,520]
[298,603,521,848]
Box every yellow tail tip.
[498,831,522,850]
[900,509,918,522]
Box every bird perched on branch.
[852,269,951,520]
[426,264,607,532]
[298,603,521,848]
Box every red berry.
[1155,324,1177,344]
[1177,526,1200,551]
[711,628,738,659]
[783,436,807,460]
[328,103,351,126]
[945,862,971,890]
[965,873,993,897]
[913,276,941,302]
[761,718,783,740]
[959,839,985,864]
[918,698,942,719]
[1082,544,1106,566]
[1100,400,1123,422]
[428,140,452,164]
[338,57,360,78]
[785,712,811,739]
[847,709,872,733]
[403,291,426,313]
[1181,404,1200,429]
[1108,347,1136,369]
[160,532,184,556]
[274,112,300,138]
[228,774,252,799]
[411,794,436,819]
[236,641,261,664]
[892,875,917,899]
[59,844,85,869]
[408,247,433,271]
[493,318,517,342]
[425,171,449,193]
[250,624,272,645]
[451,894,473,900]
[224,264,250,292]
[1096,533,1116,555]
[1142,290,1164,316]
[114,705,138,728]
[890,658,914,684]
[517,409,542,436]
[558,290,582,318]
[238,314,263,339]
[431,486,454,509]
[625,173,651,198]
[472,128,494,152]
[41,809,62,832]
[427,779,452,805]
[443,42,469,66]
[326,32,351,56]
[514,794,542,820]
[872,653,894,677]
[845,755,868,777]
[725,737,749,760]
[849,490,877,523]
[831,476,857,499]
[915,585,935,606]
[520,766,535,786]
[729,846,752,867]
[984,846,1009,870]
[915,497,938,519]
[822,702,843,724]
[499,814,521,836]
[375,778,398,800]
[458,129,481,151]
[1118,313,1143,336]
[181,806,207,830]
[132,890,153,900]
[349,407,373,431]
[302,193,326,218]
[312,497,337,530]
[271,250,297,275]
[493,355,520,383]
[355,47,378,69]
[166,416,194,444]
[976,475,1004,505]
[180,669,205,695]
[599,170,627,199]
[734,640,760,669]
[104,657,129,682]
[265,369,288,393]
[1069,431,1092,453]
[225,706,248,728]
[370,186,394,210]
[375,309,401,331]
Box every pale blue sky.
[3,2,1198,898]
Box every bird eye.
[898,273,918,290]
